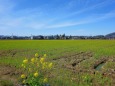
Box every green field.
[0,40,115,86]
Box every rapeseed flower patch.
[20,53,53,86]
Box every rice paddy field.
[0,40,115,86]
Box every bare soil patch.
[53,52,115,85]
[0,65,22,86]
[53,51,93,70]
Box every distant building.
[31,35,33,40]
[11,34,14,39]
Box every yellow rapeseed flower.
[35,53,39,57]
[43,78,48,83]
[31,58,35,63]
[44,54,47,57]
[21,74,26,78]
[22,80,26,84]
[48,62,53,68]
[21,64,24,67]
[40,57,45,63]
[34,72,39,77]
[21,64,26,68]
[35,57,38,61]
[23,59,28,64]
[43,62,47,67]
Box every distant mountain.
[105,32,115,39]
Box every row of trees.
[0,32,115,40]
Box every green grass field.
[0,40,115,86]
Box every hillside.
[105,32,115,39]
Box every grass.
[0,79,14,86]
[0,40,115,86]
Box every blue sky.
[0,0,115,36]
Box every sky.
[0,0,115,36]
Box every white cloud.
[0,0,115,32]
[46,11,115,29]
[47,21,86,28]
[58,0,115,19]
[1,10,114,30]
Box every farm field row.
[0,40,115,86]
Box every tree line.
[0,32,115,40]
